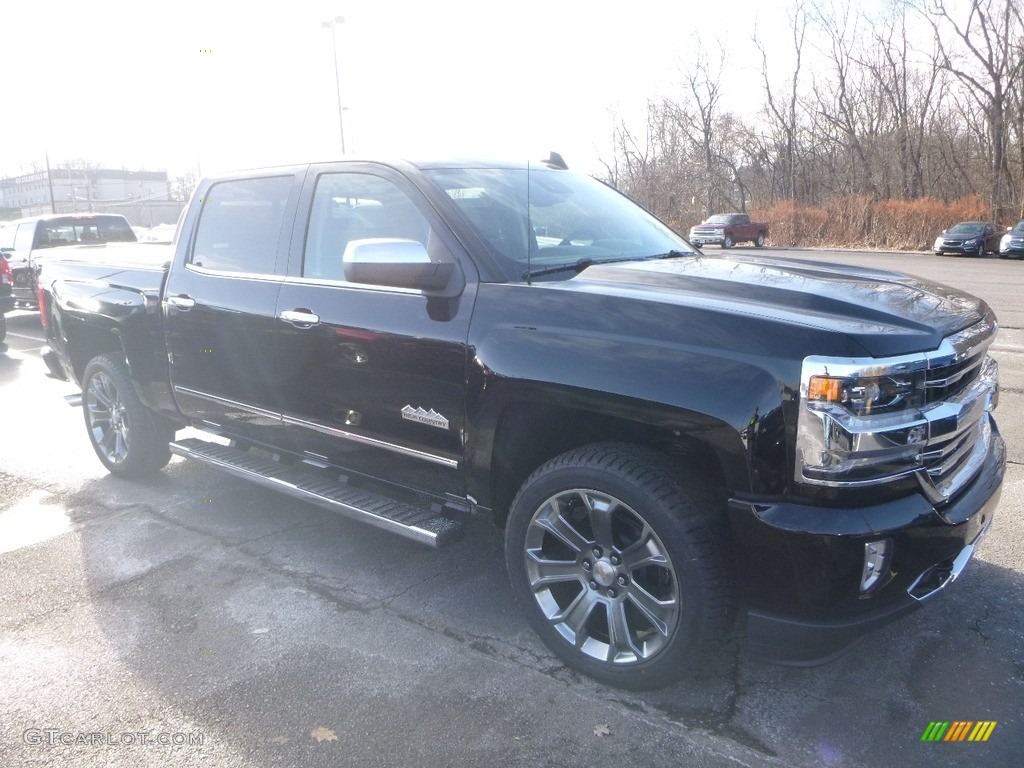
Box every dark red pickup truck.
[689,213,768,249]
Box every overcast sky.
[2,0,820,181]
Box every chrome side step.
[170,437,464,548]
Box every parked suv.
[998,221,1024,258]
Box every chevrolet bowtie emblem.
[401,405,450,430]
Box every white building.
[0,168,178,224]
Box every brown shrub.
[750,195,992,250]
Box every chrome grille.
[916,321,998,505]
[924,351,985,403]
[922,420,981,480]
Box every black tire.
[723,235,734,249]
[82,354,173,478]
[934,251,944,257]
[505,443,733,690]
[754,232,765,248]
[977,241,986,257]
[0,313,6,344]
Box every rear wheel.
[754,232,765,248]
[82,354,173,478]
[505,443,733,690]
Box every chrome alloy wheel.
[523,489,680,665]
[85,371,130,465]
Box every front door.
[274,164,475,498]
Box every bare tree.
[811,0,881,198]
[924,0,1024,220]
[172,169,200,202]
[675,46,726,217]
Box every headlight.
[962,238,978,246]
[795,329,998,489]
[807,371,924,415]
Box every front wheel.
[977,241,986,257]
[723,235,734,249]
[82,354,172,478]
[505,444,733,690]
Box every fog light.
[860,539,892,594]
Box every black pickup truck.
[37,158,1004,690]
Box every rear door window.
[191,176,294,275]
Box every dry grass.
[751,195,992,250]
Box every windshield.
[947,222,984,235]
[705,214,732,224]
[1012,221,1024,234]
[422,167,693,281]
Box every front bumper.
[729,420,1005,665]
[934,242,980,255]
[690,234,725,246]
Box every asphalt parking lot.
[0,248,1021,767]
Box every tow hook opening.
[907,561,954,601]
[907,538,977,602]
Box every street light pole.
[321,16,347,155]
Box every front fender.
[464,294,793,505]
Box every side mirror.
[343,238,458,294]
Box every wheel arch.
[476,396,744,527]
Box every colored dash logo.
[921,721,997,742]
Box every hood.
[555,253,990,357]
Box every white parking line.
[5,332,46,342]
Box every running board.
[170,437,464,548]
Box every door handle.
[279,309,321,327]
[167,295,196,310]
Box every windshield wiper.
[522,258,596,280]
[522,251,693,280]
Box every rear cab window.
[35,216,137,248]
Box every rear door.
[164,172,303,448]
[274,163,476,498]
